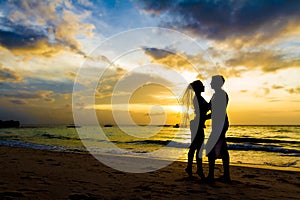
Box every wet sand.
[0,146,299,199]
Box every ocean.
[0,125,299,171]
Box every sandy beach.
[0,146,299,199]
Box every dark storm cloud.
[137,0,173,15]
[0,17,47,49]
[0,1,94,57]
[138,0,300,40]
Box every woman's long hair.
[180,84,195,128]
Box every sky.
[0,0,300,125]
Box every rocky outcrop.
[0,120,20,128]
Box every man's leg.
[207,153,215,182]
[222,149,231,182]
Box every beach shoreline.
[0,146,299,199]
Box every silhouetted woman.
[182,80,209,179]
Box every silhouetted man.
[206,75,231,183]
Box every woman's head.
[190,80,204,93]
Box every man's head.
[211,75,225,90]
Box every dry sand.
[0,146,299,199]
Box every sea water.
[0,125,299,171]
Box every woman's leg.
[196,133,205,179]
[186,146,195,176]
[196,154,205,179]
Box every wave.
[226,137,300,144]
[274,129,295,133]
[0,140,66,151]
[113,137,300,147]
[112,139,300,154]
[112,139,189,148]
[1,137,299,156]
[264,160,299,167]
[39,133,80,140]
[228,144,300,155]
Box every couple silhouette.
[184,75,230,183]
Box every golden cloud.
[6,40,65,60]
[225,50,300,73]
[4,90,56,103]
[4,0,95,59]
[143,47,216,80]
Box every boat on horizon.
[104,124,113,127]
[173,124,180,128]
[66,124,81,128]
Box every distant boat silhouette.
[104,124,113,127]
[66,124,81,128]
[173,124,180,128]
[158,124,172,127]
[0,120,20,128]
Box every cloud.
[3,90,55,102]
[272,85,284,90]
[138,0,300,44]
[77,0,93,8]
[0,0,95,58]
[0,74,79,108]
[143,47,175,60]
[287,87,300,94]
[264,88,270,95]
[216,21,300,49]
[24,77,75,94]
[143,47,209,68]
[225,50,300,73]
[268,98,280,103]
[1,38,66,59]
[254,87,271,97]
[95,68,175,103]
[0,19,47,48]
[9,99,27,105]
[137,0,173,16]
[142,47,217,80]
[143,47,191,69]
[65,71,78,81]
[0,64,22,82]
